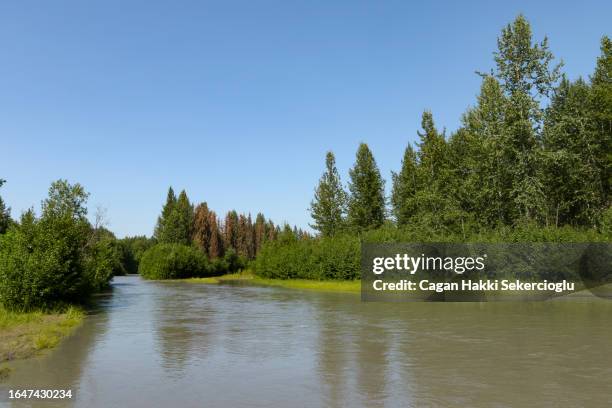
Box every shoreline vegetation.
[164,271,361,293]
[0,306,84,378]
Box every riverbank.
[176,271,361,293]
[0,306,84,370]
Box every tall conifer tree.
[224,210,239,251]
[208,212,223,258]
[193,202,211,254]
[309,151,347,236]
[391,146,418,226]
[347,143,386,229]
[0,179,11,234]
[154,187,177,241]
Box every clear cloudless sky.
[1,0,610,237]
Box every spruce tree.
[416,111,448,185]
[159,189,193,245]
[173,190,194,245]
[254,213,266,254]
[154,187,177,241]
[236,214,255,258]
[224,210,239,250]
[193,202,211,255]
[309,151,347,236]
[208,212,223,258]
[412,112,463,231]
[0,179,11,234]
[462,76,509,225]
[391,145,418,226]
[266,220,277,241]
[347,143,386,230]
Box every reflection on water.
[2,275,612,407]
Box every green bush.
[253,224,610,281]
[0,180,125,311]
[118,236,157,274]
[84,238,125,290]
[139,243,211,279]
[254,234,360,280]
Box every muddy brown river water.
[2,275,612,407]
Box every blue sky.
[1,0,610,237]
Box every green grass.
[179,270,361,293]
[0,306,84,365]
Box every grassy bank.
[177,271,361,293]
[0,306,84,365]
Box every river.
[2,275,612,407]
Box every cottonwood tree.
[485,15,561,224]
[590,36,612,209]
[543,78,602,226]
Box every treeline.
[138,187,307,279]
[254,16,612,281]
[0,180,122,310]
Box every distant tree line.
[153,186,294,259]
[138,187,308,279]
[255,15,611,281]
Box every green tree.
[253,213,267,254]
[170,190,194,245]
[154,187,177,241]
[0,179,11,234]
[491,14,562,99]
[309,151,347,236]
[543,77,604,226]
[391,145,418,226]
[0,180,113,310]
[590,36,612,208]
[412,112,466,232]
[486,15,560,224]
[347,143,386,230]
[461,76,509,225]
[156,189,193,245]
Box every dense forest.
[0,16,610,310]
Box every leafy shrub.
[253,224,609,281]
[0,180,121,311]
[139,243,211,279]
[254,233,360,280]
[84,238,125,290]
[118,236,157,274]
